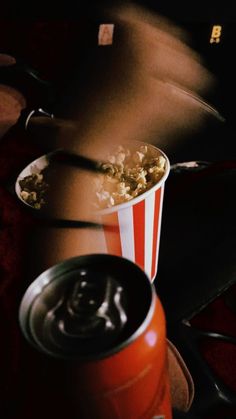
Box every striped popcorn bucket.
[98,146,170,282]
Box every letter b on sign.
[210,25,222,43]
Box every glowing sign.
[98,24,114,46]
[210,25,222,43]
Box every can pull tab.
[62,277,127,337]
[46,272,128,354]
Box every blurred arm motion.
[26,4,220,275]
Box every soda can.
[19,254,172,419]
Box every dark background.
[1,0,236,163]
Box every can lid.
[19,254,154,360]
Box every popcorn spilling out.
[95,144,166,209]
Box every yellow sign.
[210,25,222,43]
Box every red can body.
[69,295,171,419]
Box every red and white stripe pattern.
[100,185,165,282]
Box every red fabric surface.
[190,288,236,397]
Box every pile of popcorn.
[95,144,166,209]
[18,144,166,211]
[19,171,49,209]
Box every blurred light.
[98,24,114,45]
[210,25,222,43]
[145,330,157,347]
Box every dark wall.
[1,2,235,162]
